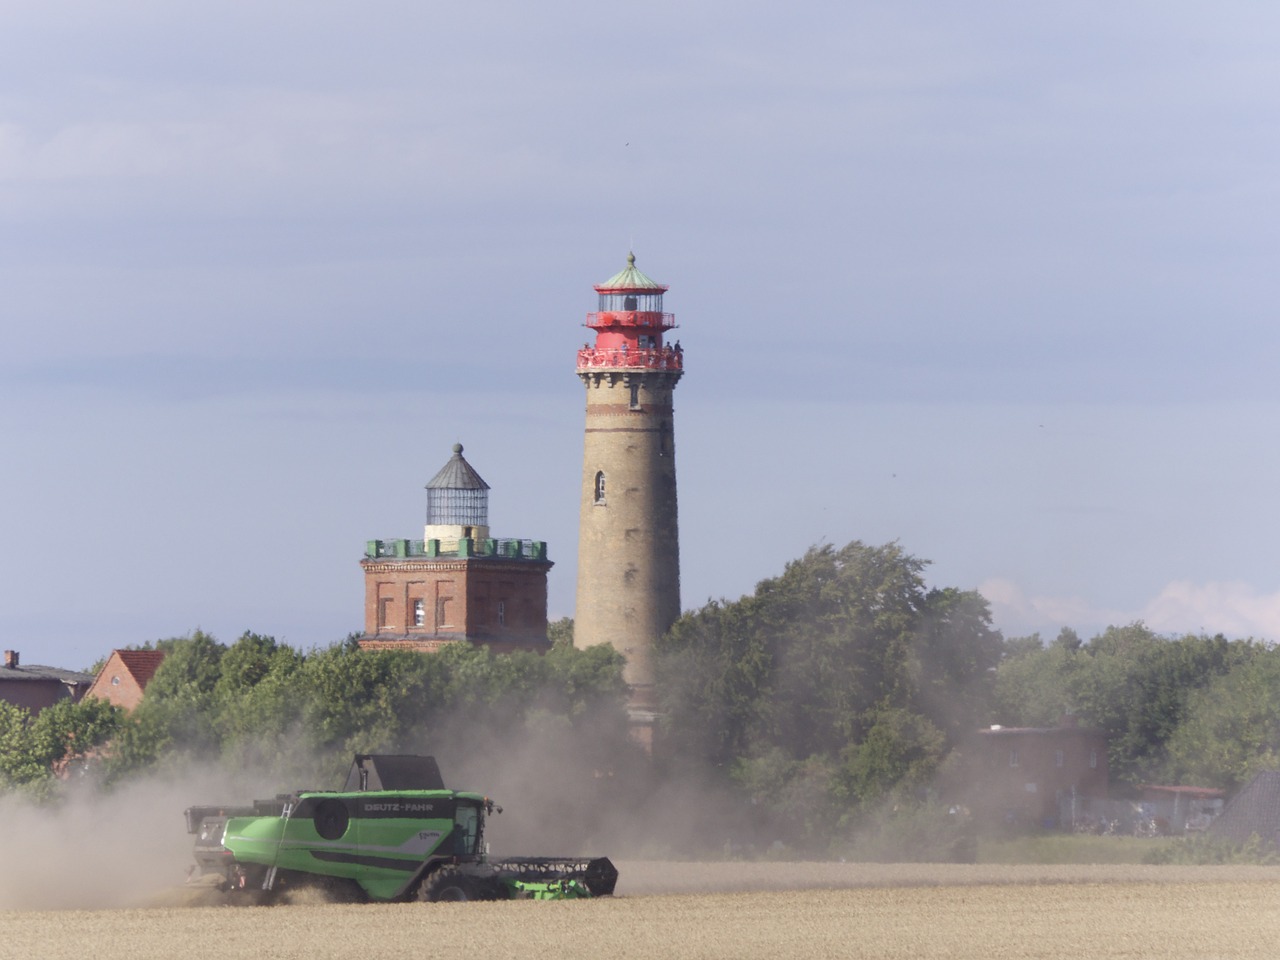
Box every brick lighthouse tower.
[574,253,683,746]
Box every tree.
[0,698,122,794]
[1071,625,1252,784]
[547,617,574,648]
[655,541,1003,848]
[838,706,946,805]
[908,587,1003,736]
[1163,646,1280,791]
[991,640,1080,728]
[991,623,1260,785]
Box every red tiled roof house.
[86,649,166,712]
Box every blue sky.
[4,2,1280,670]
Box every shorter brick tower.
[359,444,552,653]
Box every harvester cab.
[343,754,444,792]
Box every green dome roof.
[594,252,668,293]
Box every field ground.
[9,864,1280,960]
[976,834,1179,864]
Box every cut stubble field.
[8,863,1280,960]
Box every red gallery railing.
[575,346,684,371]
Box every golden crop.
[6,863,1279,960]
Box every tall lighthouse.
[574,253,683,743]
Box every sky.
[4,1,1280,671]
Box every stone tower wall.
[574,368,681,706]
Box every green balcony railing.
[364,538,548,561]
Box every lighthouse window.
[629,383,641,409]
[412,599,426,627]
[594,471,607,504]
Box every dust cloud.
[0,763,283,910]
[0,714,730,910]
[0,705,907,911]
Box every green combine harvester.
[185,754,617,903]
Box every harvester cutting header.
[185,754,617,902]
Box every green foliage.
[547,617,574,648]
[0,697,122,795]
[1162,647,1280,791]
[909,587,1004,736]
[839,707,945,805]
[148,630,225,699]
[842,801,976,863]
[657,541,1001,849]
[1000,634,1045,659]
[991,622,1261,786]
[732,748,842,850]
[80,629,632,791]
[991,638,1080,727]
[1144,833,1280,865]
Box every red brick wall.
[85,652,147,711]
[0,679,70,714]
[360,557,551,651]
[960,726,1109,826]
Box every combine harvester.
[185,754,617,903]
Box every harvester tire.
[419,867,481,903]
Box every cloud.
[981,576,1280,643]
[979,578,1126,639]
[1141,580,1280,641]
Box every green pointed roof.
[594,252,668,294]
[425,443,490,491]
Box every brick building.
[958,718,1109,828]
[358,444,552,654]
[0,650,92,714]
[85,649,167,711]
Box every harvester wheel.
[419,867,480,903]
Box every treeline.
[5,540,1280,856]
[0,634,632,802]
[993,623,1280,791]
[654,543,1280,849]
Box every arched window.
[594,471,606,504]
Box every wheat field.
[7,863,1280,960]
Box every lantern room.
[577,253,682,372]
[424,443,490,542]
